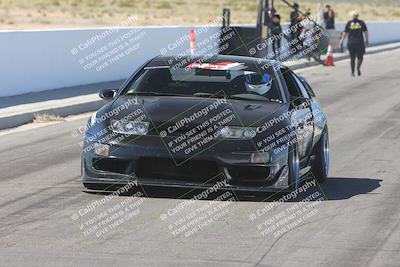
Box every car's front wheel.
[289,142,300,190]
[312,126,329,183]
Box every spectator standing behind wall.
[270,14,282,59]
[289,2,303,56]
[323,5,335,29]
[299,10,316,61]
[290,3,302,41]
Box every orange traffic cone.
[324,41,335,66]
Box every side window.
[281,68,301,98]
[125,68,146,94]
[300,78,315,98]
[292,74,310,99]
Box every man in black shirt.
[289,3,302,55]
[323,5,335,29]
[271,14,282,59]
[290,3,302,39]
[290,3,300,28]
[339,11,369,76]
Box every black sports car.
[82,55,329,192]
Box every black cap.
[273,14,281,20]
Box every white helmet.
[244,72,272,95]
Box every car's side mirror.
[99,89,117,101]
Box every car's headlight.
[110,119,149,135]
[218,126,256,139]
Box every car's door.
[281,68,314,160]
[298,76,327,148]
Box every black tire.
[312,126,329,184]
[289,142,300,190]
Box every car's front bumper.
[82,136,291,192]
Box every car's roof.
[147,54,282,71]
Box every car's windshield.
[124,62,283,102]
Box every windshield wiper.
[128,91,186,96]
[228,94,282,103]
[193,92,282,103]
[193,92,227,98]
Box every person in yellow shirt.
[339,11,369,77]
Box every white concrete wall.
[0,25,221,97]
[0,21,400,97]
[281,21,400,45]
[277,21,400,51]
[335,21,400,45]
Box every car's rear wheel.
[312,126,329,184]
[289,142,300,190]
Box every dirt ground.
[0,0,399,30]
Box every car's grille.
[148,123,200,136]
[135,157,221,184]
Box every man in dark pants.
[339,11,369,76]
[271,14,282,59]
[290,3,300,30]
[290,3,302,40]
[323,5,335,29]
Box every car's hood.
[110,95,290,127]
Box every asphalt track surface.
[1,49,399,267]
